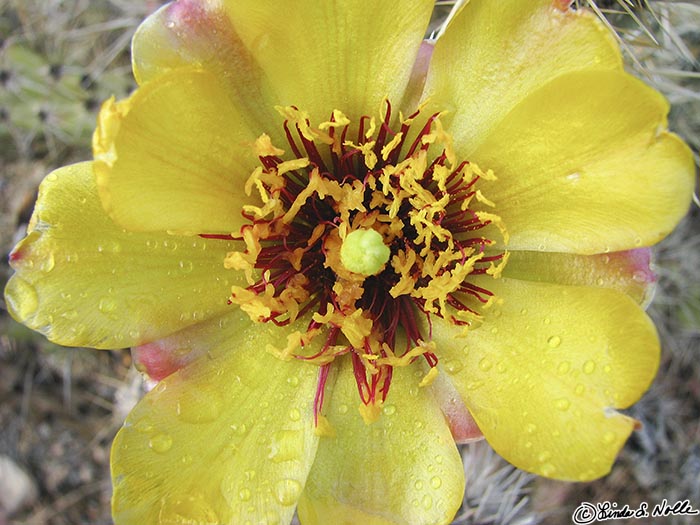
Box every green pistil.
[340,228,391,276]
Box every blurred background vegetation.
[0,1,698,524]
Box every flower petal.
[425,0,622,153]
[112,309,321,525]
[429,278,660,481]
[220,0,435,123]
[503,248,657,306]
[297,359,464,525]
[473,70,695,253]
[131,0,278,131]
[93,67,259,234]
[5,162,243,349]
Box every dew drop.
[383,404,396,416]
[555,398,571,411]
[98,296,117,314]
[583,360,596,374]
[495,361,507,373]
[540,463,556,477]
[5,277,39,320]
[268,430,303,463]
[632,270,647,283]
[274,479,302,507]
[180,454,193,465]
[176,392,222,424]
[444,359,464,374]
[525,423,537,434]
[557,361,571,375]
[543,317,551,325]
[230,422,248,436]
[574,384,586,396]
[238,488,251,502]
[547,335,562,348]
[422,494,433,510]
[537,451,552,462]
[41,253,55,272]
[179,260,194,274]
[478,357,492,371]
[430,476,442,489]
[286,376,299,387]
[134,420,154,433]
[414,480,424,490]
[337,404,349,414]
[149,433,173,453]
[603,365,612,374]
[158,493,219,525]
[288,408,301,422]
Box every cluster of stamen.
[202,101,508,425]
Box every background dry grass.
[0,1,698,524]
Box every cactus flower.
[5,0,695,524]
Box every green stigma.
[340,228,391,276]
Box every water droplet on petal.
[540,463,556,476]
[478,357,492,371]
[525,423,537,434]
[268,430,303,463]
[555,398,571,411]
[414,480,424,490]
[98,296,117,314]
[149,433,173,453]
[557,361,571,375]
[574,384,586,396]
[547,335,561,348]
[158,493,219,525]
[444,359,463,374]
[41,253,55,272]
[274,479,302,507]
[337,404,349,414]
[6,277,39,320]
[179,260,194,274]
[288,408,301,422]
[238,488,251,502]
[383,404,396,416]
[430,476,442,489]
[583,360,596,374]
[422,494,433,510]
[134,420,154,433]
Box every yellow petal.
[112,309,322,525]
[93,67,259,234]
[297,358,464,525]
[425,0,622,153]
[472,70,694,253]
[5,162,243,349]
[428,278,659,481]
[220,0,435,123]
[503,248,656,306]
[131,0,279,132]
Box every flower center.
[203,101,508,425]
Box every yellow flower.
[4,0,695,524]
